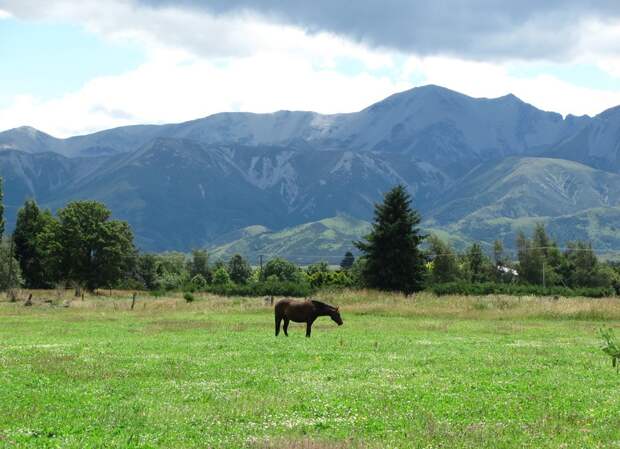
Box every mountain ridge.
[2,84,620,256]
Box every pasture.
[1,290,619,448]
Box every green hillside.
[209,215,371,264]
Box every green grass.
[1,291,620,448]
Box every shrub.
[206,279,313,297]
[212,267,231,286]
[263,258,299,282]
[600,328,620,370]
[191,274,208,290]
[183,292,195,303]
[430,281,614,298]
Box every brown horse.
[275,298,343,337]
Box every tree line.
[1,179,619,297]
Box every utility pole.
[259,254,264,281]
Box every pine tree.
[354,185,426,294]
[493,240,504,267]
[0,177,4,240]
[466,243,486,283]
[340,251,355,270]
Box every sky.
[1,0,620,137]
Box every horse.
[274,298,343,337]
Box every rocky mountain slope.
[2,85,620,257]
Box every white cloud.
[0,8,12,18]
[2,0,620,136]
[0,47,407,137]
[403,56,620,117]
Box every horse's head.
[330,306,343,326]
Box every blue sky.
[0,17,145,108]
[1,1,620,136]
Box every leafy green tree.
[306,261,330,276]
[189,249,210,281]
[227,254,252,284]
[0,240,22,289]
[212,266,231,285]
[263,257,299,282]
[427,235,459,283]
[562,241,608,288]
[355,185,426,294]
[517,225,561,286]
[13,200,55,288]
[137,253,159,290]
[52,201,136,291]
[191,274,208,290]
[340,251,355,270]
[465,243,494,283]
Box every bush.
[263,258,299,282]
[212,266,231,286]
[183,292,195,303]
[206,279,314,297]
[191,274,208,290]
[429,281,614,298]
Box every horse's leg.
[306,317,316,338]
[283,318,290,336]
[275,315,282,336]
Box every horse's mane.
[311,299,334,311]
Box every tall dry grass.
[1,288,619,321]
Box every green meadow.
[1,291,619,448]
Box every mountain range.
[2,84,620,261]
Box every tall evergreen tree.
[354,185,426,293]
[13,199,55,288]
[340,251,355,270]
[0,177,4,240]
[466,243,487,283]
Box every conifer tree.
[354,185,426,293]
[0,177,4,240]
[340,251,355,269]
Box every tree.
[0,240,22,290]
[189,249,211,281]
[212,266,231,285]
[263,258,299,282]
[227,254,252,284]
[493,240,504,267]
[340,251,355,270]
[306,261,329,276]
[354,185,426,294]
[0,177,4,240]
[466,243,487,283]
[13,200,55,288]
[52,201,136,291]
[136,253,159,290]
[517,225,561,286]
[427,235,459,284]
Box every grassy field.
[1,290,620,448]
